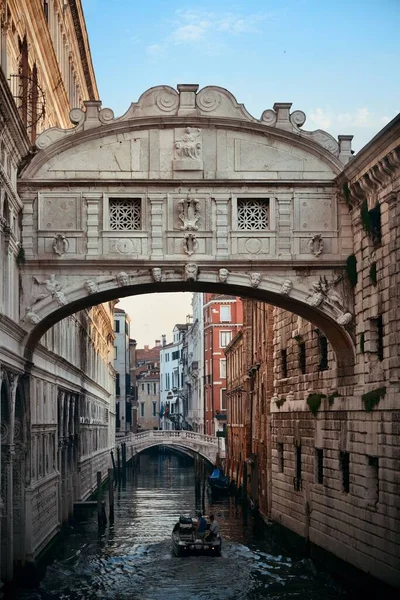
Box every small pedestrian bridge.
[116,430,222,464]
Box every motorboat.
[172,515,222,557]
[208,468,230,494]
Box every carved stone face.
[152,268,162,282]
[280,279,293,295]
[85,279,98,294]
[117,272,129,287]
[184,263,198,281]
[249,272,262,288]
[218,268,229,283]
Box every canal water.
[12,451,384,599]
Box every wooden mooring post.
[116,446,121,482]
[97,471,107,527]
[108,468,114,523]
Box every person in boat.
[196,511,207,540]
[206,514,219,541]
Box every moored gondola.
[172,515,222,557]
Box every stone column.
[276,194,293,257]
[214,196,230,258]
[149,196,165,259]
[86,194,101,256]
[21,194,36,259]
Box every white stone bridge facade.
[116,430,221,464]
[18,84,356,373]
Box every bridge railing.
[115,430,218,447]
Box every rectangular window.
[114,320,120,333]
[147,383,150,395]
[221,388,227,410]
[377,315,384,361]
[299,342,306,374]
[220,331,232,347]
[294,445,302,491]
[172,350,180,361]
[141,383,144,391]
[340,451,350,493]
[109,197,141,230]
[318,336,328,371]
[315,448,324,484]
[220,359,227,379]
[277,443,284,473]
[369,203,382,246]
[116,373,120,396]
[220,305,231,322]
[153,383,157,394]
[366,456,379,506]
[237,198,269,230]
[140,403,145,417]
[114,347,117,360]
[281,349,288,378]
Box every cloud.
[145,44,165,58]
[308,107,390,131]
[145,8,274,57]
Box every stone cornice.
[0,313,27,342]
[68,0,99,100]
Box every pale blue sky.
[82,0,399,346]
[83,0,399,151]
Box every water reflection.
[13,451,369,599]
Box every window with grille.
[316,448,324,484]
[237,198,269,230]
[340,451,350,493]
[109,198,141,230]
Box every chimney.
[144,345,149,351]
[155,339,161,346]
[162,334,166,346]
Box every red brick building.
[203,294,243,435]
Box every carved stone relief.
[32,274,66,305]
[85,279,98,294]
[178,197,200,231]
[218,268,230,283]
[183,233,198,256]
[308,234,324,257]
[307,275,352,325]
[249,272,262,288]
[173,127,203,170]
[184,263,198,282]
[151,267,163,283]
[52,234,69,256]
[116,272,129,287]
[280,279,293,296]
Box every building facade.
[0,0,115,583]
[184,293,204,433]
[135,342,161,431]
[225,115,400,588]
[203,294,243,435]
[113,308,132,433]
[159,324,188,431]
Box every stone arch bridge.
[116,430,221,465]
[18,84,356,372]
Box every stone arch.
[22,272,355,375]
[131,441,215,466]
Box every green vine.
[343,182,352,209]
[346,254,358,287]
[293,335,303,344]
[360,332,365,354]
[275,398,286,409]
[16,246,25,267]
[369,262,377,285]
[306,393,327,416]
[361,200,372,234]
[327,391,341,407]
[362,387,386,412]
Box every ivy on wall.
[362,387,386,412]
[306,393,326,416]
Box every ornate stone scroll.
[178,197,200,231]
[52,234,69,256]
[308,234,324,257]
[184,263,198,282]
[183,233,198,256]
[24,310,41,324]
